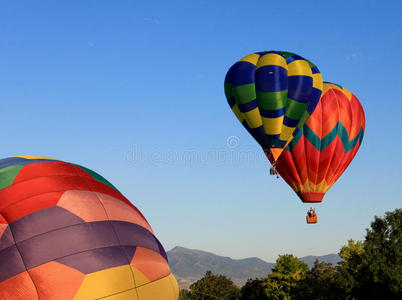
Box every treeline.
[179,208,401,300]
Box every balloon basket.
[306,215,318,224]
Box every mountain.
[167,246,341,288]
[300,254,341,268]
[167,246,274,287]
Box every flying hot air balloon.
[0,156,179,300]
[224,51,323,161]
[267,82,365,222]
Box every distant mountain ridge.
[299,254,341,268]
[167,246,341,288]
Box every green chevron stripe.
[286,122,364,153]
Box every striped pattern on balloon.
[224,51,323,161]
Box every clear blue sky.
[1,0,401,262]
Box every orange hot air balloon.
[268,82,365,204]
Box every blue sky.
[1,0,401,262]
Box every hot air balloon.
[268,82,365,214]
[224,51,323,161]
[0,156,179,300]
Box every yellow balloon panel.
[136,274,179,300]
[73,265,135,300]
[100,289,139,300]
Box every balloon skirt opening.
[298,192,325,203]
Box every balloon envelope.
[225,51,323,160]
[269,82,365,202]
[0,156,179,300]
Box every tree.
[336,238,365,296]
[336,209,402,299]
[339,239,364,260]
[264,254,309,299]
[295,260,345,300]
[358,208,402,299]
[264,272,301,300]
[179,289,192,300]
[239,278,269,300]
[271,254,309,275]
[184,271,240,300]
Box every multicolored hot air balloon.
[224,51,323,160]
[268,82,365,203]
[0,156,179,300]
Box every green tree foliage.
[179,289,192,300]
[358,208,402,299]
[295,260,345,300]
[183,270,240,300]
[271,254,309,275]
[264,272,301,300]
[239,278,269,300]
[263,254,309,299]
[336,209,402,299]
[337,239,365,295]
[339,239,364,260]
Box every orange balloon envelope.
[268,82,365,202]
